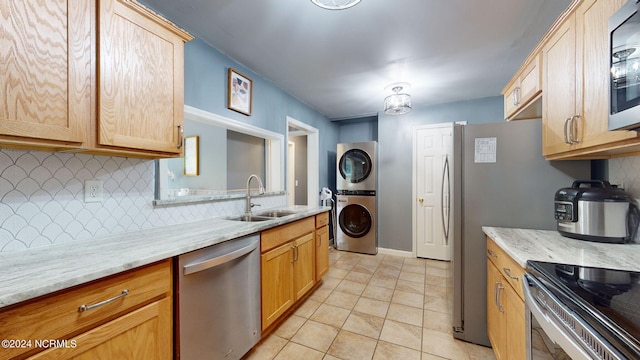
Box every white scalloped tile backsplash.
[0,149,285,252]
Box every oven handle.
[522,273,593,360]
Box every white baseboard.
[376,247,414,258]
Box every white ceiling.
[142,0,572,120]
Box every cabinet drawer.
[316,212,329,228]
[261,217,315,253]
[486,238,525,301]
[0,260,171,359]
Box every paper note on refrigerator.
[474,137,497,163]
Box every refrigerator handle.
[441,155,451,244]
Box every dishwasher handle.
[183,240,259,276]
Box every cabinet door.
[542,13,577,156]
[487,262,506,360]
[0,0,90,145]
[315,226,330,280]
[261,242,294,330]
[98,0,184,154]
[504,284,526,360]
[29,298,172,360]
[575,0,634,149]
[293,233,315,301]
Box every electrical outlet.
[84,180,103,203]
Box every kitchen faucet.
[246,174,265,214]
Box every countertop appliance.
[554,180,639,243]
[524,260,640,359]
[175,234,261,360]
[609,0,640,131]
[450,120,591,346]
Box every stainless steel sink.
[226,214,274,222]
[255,210,297,218]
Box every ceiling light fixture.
[311,0,361,10]
[384,84,412,115]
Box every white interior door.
[413,124,453,260]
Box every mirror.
[155,105,284,205]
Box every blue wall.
[182,38,340,197]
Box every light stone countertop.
[0,205,329,309]
[482,226,640,272]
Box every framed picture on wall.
[227,68,253,116]
[184,136,199,176]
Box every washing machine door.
[339,149,372,185]
[339,203,372,238]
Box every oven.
[523,261,640,359]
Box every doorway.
[286,116,319,206]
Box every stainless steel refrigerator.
[449,120,591,346]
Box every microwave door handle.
[522,274,593,360]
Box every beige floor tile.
[425,259,450,270]
[351,263,378,275]
[422,353,449,360]
[319,276,342,291]
[310,303,351,328]
[379,261,403,271]
[392,289,424,309]
[387,303,423,327]
[425,274,448,287]
[425,267,451,278]
[361,284,395,302]
[374,267,402,277]
[463,342,496,360]
[322,355,342,360]
[274,314,306,339]
[379,319,423,351]
[370,274,398,289]
[424,284,448,299]
[400,271,426,283]
[332,261,356,271]
[309,287,333,302]
[335,279,366,296]
[324,290,360,310]
[245,334,288,360]
[291,320,339,352]
[344,270,373,284]
[326,267,349,280]
[358,256,383,267]
[382,254,406,263]
[403,264,427,274]
[342,311,385,339]
[423,309,452,333]
[327,330,378,360]
[373,340,422,360]
[424,294,450,314]
[396,279,425,294]
[404,258,427,266]
[274,341,325,360]
[294,299,322,318]
[353,296,390,318]
[422,328,470,360]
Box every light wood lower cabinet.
[486,237,525,360]
[260,212,331,332]
[0,260,172,360]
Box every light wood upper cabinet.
[503,53,542,121]
[1,0,192,158]
[0,0,91,149]
[541,0,638,159]
[96,0,190,155]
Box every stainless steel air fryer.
[554,180,639,243]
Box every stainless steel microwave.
[609,0,640,131]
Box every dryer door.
[339,149,372,185]
[339,203,373,238]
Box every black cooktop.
[528,260,640,359]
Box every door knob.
[418,197,424,204]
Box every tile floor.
[245,249,496,360]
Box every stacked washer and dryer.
[336,141,377,255]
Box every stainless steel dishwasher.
[175,234,261,360]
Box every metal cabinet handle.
[291,244,299,263]
[503,267,519,281]
[569,115,580,144]
[563,117,572,144]
[78,290,129,312]
[512,87,520,106]
[496,283,505,313]
[317,233,322,247]
[487,249,498,258]
[177,124,184,149]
